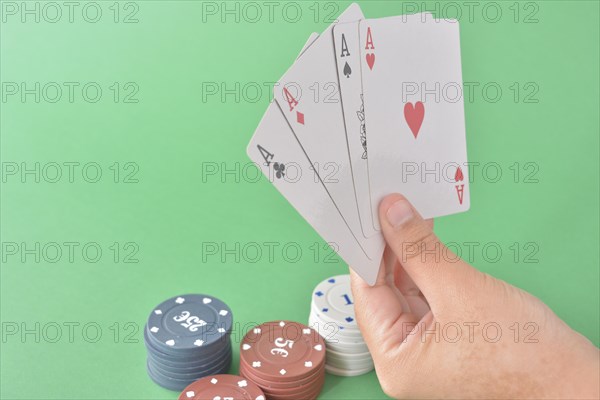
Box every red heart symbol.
[404,101,425,138]
[454,167,464,182]
[366,53,375,70]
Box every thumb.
[379,194,478,309]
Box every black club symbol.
[274,162,285,179]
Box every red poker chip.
[264,377,325,400]
[178,374,265,400]
[240,321,326,382]
[240,365,323,398]
[239,359,324,390]
[253,373,324,398]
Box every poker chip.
[311,275,358,329]
[239,358,325,390]
[144,294,233,391]
[151,345,232,377]
[240,321,326,400]
[144,326,231,364]
[308,275,375,377]
[178,374,265,400]
[325,363,375,377]
[324,338,369,354]
[147,294,233,353]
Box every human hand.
[351,194,599,399]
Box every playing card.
[247,102,381,285]
[333,14,432,233]
[333,20,378,237]
[360,16,470,219]
[273,3,385,263]
[247,30,380,284]
[299,32,320,58]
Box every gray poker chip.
[146,340,231,369]
[146,355,232,391]
[146,363,193,392]
[148,346,232,378]
[144,324,229,361]
[146,294,233,353]
[144,324,230,359]
[147,342,232,374]
[144,294,235,391]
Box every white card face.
[333,14,432,232]
[360,16,470,219]
[247,102,380,285]
[273,3,385,263]
[299,32,320,58]
[333,20,378,237]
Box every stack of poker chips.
[240,321,326,400]
[178,374,265,400]
[308,275,375,376]
[144,294,233,391]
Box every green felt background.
[1,1,598,399]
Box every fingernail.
[386,199,414,227]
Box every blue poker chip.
[146,294,233,354]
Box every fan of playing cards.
[247,3,470,285]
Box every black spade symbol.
[343,62,352,78]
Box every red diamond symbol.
[296,111,304,125]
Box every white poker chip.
[310,321,363,341]
[311,275,358,330]
[324,338,370,354]
[325,363,374,377]
[326,355,374,371]
[308,275,377,376]
[308,314,364,344]
[310,302,362,334]
[326,347,372,361]
[317,334,366,349]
